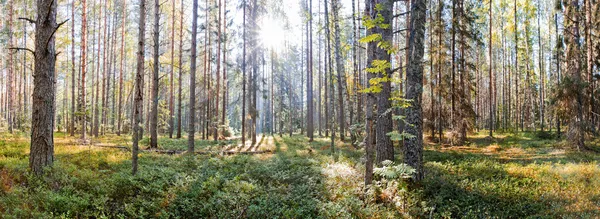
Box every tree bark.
[489,0,494,137]
[30,0,58,175]
[374,0,393,164]
[363,0,375,186]
[168,0,175,138]
[133,0,147,175]
[71,0,77,136]
[307,0,314,141]
[332,0,345,141]
[242,0,247,145]
[150,0,160,149]
[405,0,426,182]
[118,0,127,136]
[81,0,88,141]
[177,0,184,138]
[188,0,199,152]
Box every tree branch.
[46,19,69,50]
[393,28,409,35]
[44,0,55,23]
[393,11,410,18]
[9,47,35,56]
[18,17,36,24]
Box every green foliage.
[373,160,416,180]
[1,132,599,218]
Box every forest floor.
[0,130,599,218]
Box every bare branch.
[46,19,69,50]
[393,28,409,35]
[9,47,35,56]
[393,11,410,18]
[18,17,36,24]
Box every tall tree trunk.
[177,0,184,138]
[564,0,585,149]
[363,0,375,186]
[71,0,77,136]
[81,0,88,141]
[30,0,58,175]
[222,0,228,137]
[324,1,330,138]
[405,0,426,181]
[101,0,108,135]
[214,0,222,141]
[168,0,175,138]
[118,0,127,136]
[93,0,100,137]
[555,13,561,137]
[133,0,146,175]
[332,0,345,141]
[242,0,247,145]
[585,0,594,132]
[489,0,494,137]
[188,0,199,152]
[7,0,14,134]
[374,0,393,164]
[451,0,456,142]
[307,0,314,141]
[150,0,160,149]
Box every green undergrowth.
[1,131,599,218]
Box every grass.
[0,130,599,218]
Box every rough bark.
[133,0,146,175]
[307,0,314,141]
[374,0,393,164]
[30,0,58,175]
[363,0,375,186]
[150,0,160,149]
[81,0,88,140]
[405,0,426,182]
[564,0,585,150]
[332,0,345,141]
[169,0,175,138]
[71,0,77,136]
[118,0,127,136]
[188,0,199,152]
[242,0,247,145]
[177,0,183,138]
[489,0,494,137]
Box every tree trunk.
[30,0,58,175]
[150,0,160,149]
[133,0,147,175]
[405,0,426,182]
[7,0,14,134]
[242,0,247,145]
[332,0,345,141]
[374,0,393,164]
[489,0,493,137]
[564,0,585,150]
[222,0,228,137]
[363,0,375,186]
[81,0,88,141]
[307,0,314,141]
[167,0,174,138]
[188,0,199,152]
[215,0,222,142]
[71,0,77,136]
[177,0,184,138]
[118,0,127,136]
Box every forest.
[0,0,599,217]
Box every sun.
[260,18,286,49]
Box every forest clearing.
[1,0,600,217]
